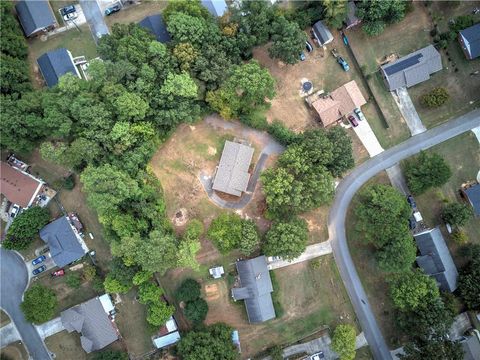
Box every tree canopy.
[322,0,348,29]
[404,152,451,195]
[441,202,473,228]
[263,217,308,260]
[458,254,480,310]
[331,324,357,360]
[268,17,307,65]
[389,270,439,311]
[357,0,407,36]
[176,278,201,303]
[21,285,57,324]
[3,207,50,250]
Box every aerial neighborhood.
[1,1,480,360]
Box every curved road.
[0,248,52,359]
[329,109,480,360]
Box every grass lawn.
[355,347,373,360]
[0,341,28,360]
[105,0,168,27]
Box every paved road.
[79,0,109,43]
[328,108,480,360]
[0,248,52,359]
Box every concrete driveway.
[0,321,21,348]
[267,241,332,270]
[392,87,426,136]
[36,317,64,339]
[351,118,384,157]
[79,0,109,42]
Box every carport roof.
[139,14,171,43]
[15,0,56,37]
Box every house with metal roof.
[212,141,254,197]
[61,296,119,353]
[232,256,276,323]
[380,45,443,91]
[15,0,57,37]
[139,14,171,43]
[345,1,361,29]
[201,0,228,17]
[312,21,333,46]
[414,227,458,292]
[0,162,45,208]
[462,183,480,217]
[459,23,480,60]
[152,316,181,349]
[39,216,88,268]
[37,48,81,88]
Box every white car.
[310,351,325,360]
[267,256,282,263]
[10,204,20,218]
[354,108,366,121]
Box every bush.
[184,298,209,324]
[92,351,129,360]
[239,110,269,131]
[263,217,309,261]
[269,345,283,360]
[421,87,449,108]
[331,324,356,360]
[83,265,97,281]
[21,284,57,324]
[442,203,474,227]
[267,120,300,145]
[207,213,242,253]
[405,152,451,194]
[92,276,105,293]
[175,278,201,303]
[66,273,82,289]
[3,207,50,250]
[63,173,75,190]
[270,271,284,318]
[239,219,260,255]
[451,229,468,245]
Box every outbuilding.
[312,21,333,46]
[462,183,480,217]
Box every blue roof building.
[15,0,56,37]
[459,23,480,60]
[201,0,228,17]
[462,183,480,216]
[37,48,80,88]
[138,14,171,43]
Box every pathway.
[392,87,426,136]
[267,241,332,270]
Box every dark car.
[348,115,358,127]
[407,195,416,208]
[408,216,417,230]
[105,3,121,15]
[32,265,46,276]
[61,5,75,15]
[32,255,46,266]
[305,40,313,52]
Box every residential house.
[201,0,228,17]
[462,183,480,217]
[139,14,171,43]
[231,256,276,323]
[61,295,119,353]
[380,45,443,91]
[459,23,480,60]
[37,48,81,88]
[212,141,254,197]
[152,316,181,349]
[345,1,361,29]
[414,227,458,292]
[310,80,367,127]
[461,334,480,360]
[15,0,57,37]
[312,21,333,46]
[39,216,88,268]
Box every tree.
[400,336,463,360]
[115,91,149,121]
[175,278,201,303]
[268,17,307,65]
[83,265,97,281]
[146,301,175,326]
[405,152,451,194]
[92,351,129,360]
[326,126,355,177]
[331,324,356,360]
[3,207,50,250]
[138,282,164,304]
[458,256,480,310]
[263,217,308,261]
[135,230,178,274]
[207,213,242,253]
[322,0,348,29]
[103,258,138,294]
[376,233,417,273]
[177,323,239,360]
[177,220,203,270]
[184,298,209,324]
[132,270,153,285]
[239,219,260,255]
[173,42,199,71]
[421,87,449,108]
[231,1,274,46]
[21,285,57,324]
[441,203,473,227]
[163,0,211,23]
[66,273,82,289]
[389,270,439,311]
[357,0,407,36]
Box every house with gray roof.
[201,0,228,17]
[37,48,81,88]
[462,183,480,217]
[61,296,119,353]
[15,0,56,37]
[414,227,458,292]
[39,216,88,268]
[312,21,333,46]
[139,14,171,43]
[212,141,254,197]
[459,23,480,60]
[380,45,443,91]
[461,334,480,360]
[232,256,276,323]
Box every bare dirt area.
[0,341,28,360]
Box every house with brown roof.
[310,80,367,127]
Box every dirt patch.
[0,341,28,360]
[172,208,188,227]
[205,283,220,301]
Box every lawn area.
[0,341,28,360]
[105,0,168,27]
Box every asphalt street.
[0,248,52,359]
[79,0,109,43]
[328,108,480,360]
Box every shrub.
[184,298,209,324]
[21,285,57,324]
[66,273,82,289]
[421,87,449,108]
[92,276,105,293]
[269,345,283,360]
[239,219,260,255]
[331,324,356,360]
[3,207,50,250]
[405,152,451,194]
[63,173,75,190]
[83,265,97,281]
[267,120,300,145]
[451,229,468,245]
[92,351,129,360]
[207,213,242,253]
[175,278,201,303]
[442,203,474,227]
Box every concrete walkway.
[392,88,426,136]
[267,241,333,270]
[35,317,64,339]
[0,322,21,348]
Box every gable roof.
[37,48,79,88]
[232,256,275,323]
[414,227,458,292]
[139,14,171,43]
[153,331,181,349]
[0,162,44,208]
[459,23,480,59]
[212,141,254,196]
[464,183,480,216]
[312,21,333,45]
[201,0,227,17]
[61,297,118,353]
[39,216,86,267]
[461,335,480,360]
[345,1,361,28]
[311,80,367,126]
[15,0,56,37]
[380,45,443,91]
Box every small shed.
[462,183,480,216]
[209,266,225,279]
[15,0,56,37]
[139,14,171,43]
[312,21,333,46]
[152,316,181,349]
[37,48,81,88]
[201,0,228,17]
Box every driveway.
[79,0,109,43]
[36,317,65,339]
[267,241,332,270]
[0,321,21,348]
[352,118,384,157]
[0,248,52,359]
[328,108,480,360]
[392,87,426,136]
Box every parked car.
[407,194,416,209]
[32,266,46,276]
[10,204,20,218]
[305,40,313,52]
[32,255,46,266]
[105,3,121,16]
[300,52,306,61]
[61,5,77,21]
[51,269,65,277]
[310,352,325,360]
[348,115,358,127]
[354,108,366,121]
[337,56,350,71]
[408,216,417,230]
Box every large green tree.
[3,207,50,250]
[207,213,242,253]
[269,17,307,65]
[356,0,407,36]
[263,217,308,260]
[331,324,357,360]
[184,298,209,324]
[400,336,463,360]
[239,219,260,255]
[441,202,474,227]
[404,152,451,195]
[322,0,348,29]
[146,301,175,326]
[176,278,201,303]
[177,220,203,270]
[21,285,57,324]
[458,255,480,310]
[389,270,439,311]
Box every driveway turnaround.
[393,87,426,136]
[328,108,480,360]
[79,0,109,43]
[0,248,52,359]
